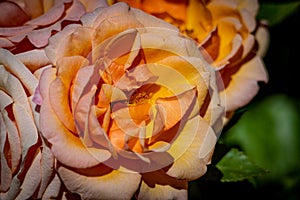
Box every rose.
[33,2,225,199]
[0,48,62,199]
[0,0,108,75]
[0,0,107,54]
[113,0,269,117]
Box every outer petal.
[139,170,188,200]
[166,115,217,180]
[222,56,268,111]
[16,49,51,72]
[58,166,141,200]
[38,68,108,168]
[0,48,38,95]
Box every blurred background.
[189,0,300,199]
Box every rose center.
[129,91,152,105]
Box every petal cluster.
[114,0,269,116]
[32,3,224,199]
[0,49,58,199]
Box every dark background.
[189,1,300,199]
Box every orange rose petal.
[73,85,97,135]
[167,116,216,180]
[215,20,242,63]
[39,68,109,168]
[71,65,95,111]
[49,78,77,135]
[58,166,141,200]
[222,56,268,111]
[156,88,196,131]
[187,0,213,41]
[139,170,188,199]
[142,0,187,21]
[133,8,178,31]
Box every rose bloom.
[113,0,269,117]
[0,48,64,199]
[33,2,224,199]
[0,0,107,54]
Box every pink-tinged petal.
[139,170,188,200]
[0,49,38,93]
[15,152,42,200]
[0,66,31,117]
[13,103,38,157]
[58,166,141,200]
[0,38,14,48]
[0,25,36,37]
[39,68,109,168]
[0,114,13,192]
[26,2,65,26]
[0,49,38,95]
[78,0,108,12]
[45,25,92,65]
[1,112,21,174]
[255,21,270,58]
[27,27,52,48]
[16,49,51,72]
[41,174,63,200]
[0,176,21,199]
[92,3,144,45]
[115,64,157,91]
[223,56,268,111]
[74,86,111,158]
[0,150,12,192]
[166,116,216,180]
[37,139,55,198]
[0,1,30,27]
[93,28,141,70]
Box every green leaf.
[258,1,300,27]
[223,94,300,186]
[216,148,267,182]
